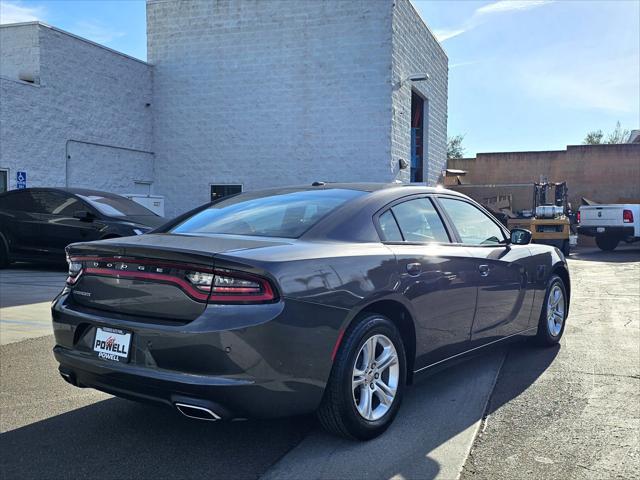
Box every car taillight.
[186,268,276,303]
[623,209,633,223]
[66,256,83,285]
[185,271,214,292]
[576,210,580,223]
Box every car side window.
[390,198,450,243]
[29,191,78,215]
[439,197,505,245]
[52,195,82,216]
[378,210,403,241]
[0,191,37,212]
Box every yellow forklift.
[506,182,571,256]
[448,181,572,255]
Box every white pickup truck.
[578,204,640,251]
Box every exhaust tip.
[59,370,77,386]
[175,403,221,421]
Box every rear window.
[170,189,365,238]
[77,194,156,217]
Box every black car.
[52,184,570,440]
[0,188,165,267]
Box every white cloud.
[476,0,554,16]
[433,28,466,42]
[0,1,45,24]
[73,21,125,44]
[433,0,554,43]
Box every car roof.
[1,183,466,200]
[241,182,465,196]
[1,187,125,198]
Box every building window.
[211,184,242,201]
[0,170,7,193]
[410,91,424,183]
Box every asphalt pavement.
[1,247,639,479]
[0,265,67,344]
[462,246,640,479]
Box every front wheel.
[596,235,619,251]
[535,275,568,346]
[0,243,9,269]
[317,314,406,440]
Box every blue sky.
[1,0,638,156]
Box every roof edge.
[1,21,149,66]
[403,0,448,60]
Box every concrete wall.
[391,0,448,185]
[448,144,640,208]
[0,23,153,193]
[0,23,40,83]
[148,0,396,217]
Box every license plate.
[93,327,132,363]
[597,227,605,233]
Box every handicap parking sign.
[16,171,27,189]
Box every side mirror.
[510,228,532,245]
[73,210,94,222]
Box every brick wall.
[2,2,448,218]
[0,23,153,193]
[391,0,448,185]
[148,0,396,217]
[448,144,640,208]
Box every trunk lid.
[66,233,289,322]
[580,206,621,224]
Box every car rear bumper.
[52,291,347,419]
[577,226,635,238]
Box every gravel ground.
[462,247,640,480]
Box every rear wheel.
[535,275,568,346]
[561,240,570,256]
[596,235,619,251]
[317,313,406,440]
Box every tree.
[605,121,630,144]
[583,130,604,145]
[447,134,466,159]
[583,122,629,145]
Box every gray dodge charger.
[52,183,570,439]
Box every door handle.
[406,262,422,276]
[478,264,490,277]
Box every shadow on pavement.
[2,262,67,273]
[1,397,314,480]
[569,246,640,263]
[0,264,67,309]
[484,342,560,416]
[0,342,559,480]
[263,341,560,480]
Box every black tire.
[535,275,568,346]
[0,242,9,269]
[561,240,570,256]
[317,313,407,440]
[596,235,619,251]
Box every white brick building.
[1,0,447,218]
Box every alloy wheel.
[547,284,565,337]
[351,333,399,421]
